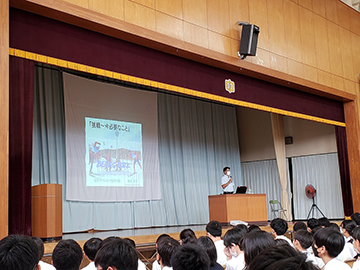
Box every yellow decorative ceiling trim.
[9,48,346,127]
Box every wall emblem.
[225,79,235,94]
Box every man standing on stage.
[221,167,234,194]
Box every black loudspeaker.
[239,24,260,58]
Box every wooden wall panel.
[299,7,317,68]
[327,22,344,77]
[340,29,355,82]
[88,0,124,21]
[207,0,230,36]
[311,0,326,17]
[325,0,339,24]
[248,0,270,51]
[155,0,182,19]
[182,0,207,28]
[0,0,9,238]
[124,1,156,31]
[155,11,184,40]
[313,14,331,73]
[284,0,302,62]
[228,0,249,39]
[267,0,286,56]
[130,0,155,9]
[184,22,209,48]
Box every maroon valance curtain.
[9,56,34,235]
[335,126,353,216]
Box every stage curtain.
[292,153,344,219]
[32,66,243,232]
[9,56,34,235]
[335,126,353,216]
[271,113,292,221]
[241,159,291,221]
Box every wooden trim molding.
[10,47,346,127]
[0,0,9,238]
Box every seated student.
[82,237,102,270]
[294,221,308,232]
[123,238,147,270]
[270,218,293,247]
[240,230,275,267]
[350,227,360,270]
[33,237,56,270]
[307,218,320,233]
[318,217,331,228]
[327,223,354,262]
[152,234,171,270]
[197,236,223,270]
[0,234,39,270]
[247,244,319,270]
[341,220,357,243]
[206,221,227,266]
[171,244,210,270]
[293,229,324,268]
[95,238,138,270]
[223,227,247,270]
[52,239,83,270]
[156,237,180,270]
[313,227,351,270]
[179,229,197,245]
[351,213,360,226]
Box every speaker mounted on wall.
[237,22,260,60]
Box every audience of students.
[2,216,360,270]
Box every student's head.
[318,217,331,228]
[351,227,360,253]
[223,167,230,175]
[52,239,83,270]
[171,244,210,270]
[32,237,44,261]
[329,223,340,232]
[234,224,249,234]
[196,236,217,267]
[156,234,171,244]
[224,227,247,257]
[247,244,319,270]
[179,229,197,245]
[0,235,39,270]
[240,231,275,266]
[270,218,288,236]
[206,221,222,237]
[156,237,180,267]
[248,225,261,233]
[340,220,357,238]
[293,230,314,251]
[293,222,307,232]
[307,218,319,231]
[313,227,344,259]
[95,238,138,270]
[83,237,102,261]
[351,212,360,225]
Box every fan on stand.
[306,184,325,219]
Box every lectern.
[208,194,267,223]
[31,184,62,241]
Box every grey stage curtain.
[32,66,242,232]
[292,153,344,219]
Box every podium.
[208,194,267,223]
[31,184,62,241]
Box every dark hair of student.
[294,229,314,249]
[0,235,39,270]
[171,244,210,270]
[329,223,340,231]
[197,236,217,266]
[351,212,360,225]
[156,234,171,243]
[157,237,180,267]
[341,220,357,236]
[270,218,288,236]
[32,236,44,261]
[52,239,83,270]
[313,227,344,258]
[240,231,276,266]
[223,167,230,173]
[84,237,102,261]
[293,222,307,232]
[248,225,261,233]
[351,226,360,240]
[206,221,222,237]
[180,229,197,245]
[307,218,319,230]
[317,217,331,228]
[95,238,138,270]
[223,227,247,247]
[246,244,319,270]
